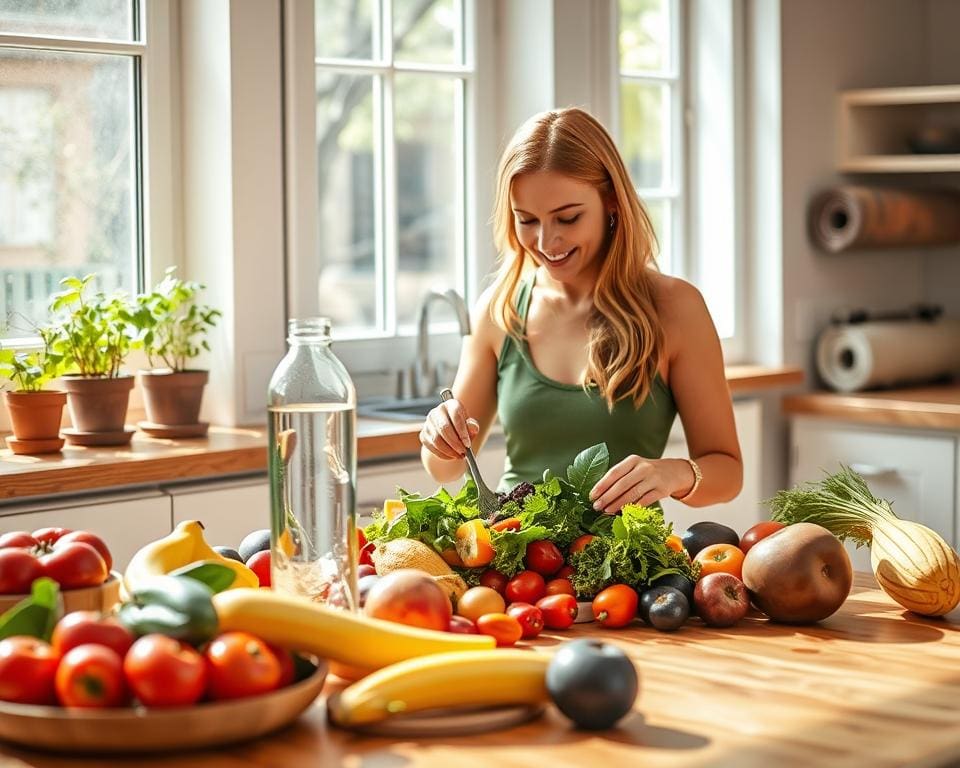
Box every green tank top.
[496,275,677,492]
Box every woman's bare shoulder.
[647,272,714,359]
[470,282,508,356]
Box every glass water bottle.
[268,317,358,611]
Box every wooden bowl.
[0,571,122,616]
[0,660,328,754]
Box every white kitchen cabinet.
[660,399,764,538]
[789,417,956,572]
[167,476,270,552]
[0,491,172,571]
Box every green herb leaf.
[566,443,609,500]
[168,561,236,593]
[0,577,61,642]
[489,525,550,577]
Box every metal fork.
[439,388,500,520]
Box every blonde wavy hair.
[490,107,663,410]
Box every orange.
[665,534,684,553]
[383,499,406,522]
[455,519,495,568]
[694,543,745,580]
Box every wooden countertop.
[783,383,960,431]
[0,365,801,504]
[1,573,959,767]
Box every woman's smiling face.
[510,170,610,282]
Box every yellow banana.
[328,650,551,727]
[212,588,495,671]
[124,520,259,594]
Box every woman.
[420,108,742,513]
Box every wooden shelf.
[838,84,960,173]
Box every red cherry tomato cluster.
[0,528,112,593]
[0,610,299,709]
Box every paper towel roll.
[816,320,960,392]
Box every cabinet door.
[0,492,172,571]
[168,478,270,553]
[660,399,763,538]
[790,417,956,572]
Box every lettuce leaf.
[489,524,551,577]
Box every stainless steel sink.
[357,396,437,422]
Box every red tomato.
[247,550,271,587]
[56,531,113,573]
[504,570,546,605]
[475,613,523,647]
[592,584,638,628]
[0,548,44,595]
[524,540,564,576]
[39,542,107,589]
[739,521,787,554]
[544,577,576,597]
[479,568,508,595]
[32,527,71,546]
[694,543,746,580]
[51,611,135,658]
[491,517,521,533]
[357,529,375,567]
[205,632,282,700]
[0,637,59,704]
[555,564,575,580]
[268,643,296,687]
[568,534,595,555]
[0,531,39,549]
[124,634,207,707]
[55,644,126,708]
[536,594,578,630]
[448,615,479,634]
[506,602,544,639]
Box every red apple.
[693,572,750,627]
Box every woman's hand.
[419,398,480,461]
[589,455,694,514]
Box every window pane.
[620,80,667,189]
[315,0,375,60]
[393,0,456,66]
[394,74,458,327]
[619,0,670,72]
[642,199,672,275]
[316,71,377,333]
[0,49,135,339]
[0,0,135,42]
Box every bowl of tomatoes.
[0,527,120,614]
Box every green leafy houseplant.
[0,326,63,393]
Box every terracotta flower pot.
[138,369,209,428]
[62,375,135,434]
[3,390,67,454]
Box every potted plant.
[131,267,221,437]
[47,274,138,446]
[0,325,67,454]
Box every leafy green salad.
[363,443,698,598]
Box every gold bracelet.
[672,458,702,502]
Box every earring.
[609,212,617,231]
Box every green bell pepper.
[118,574,218,645]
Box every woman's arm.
[420,287,502,484]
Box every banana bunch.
[124,520,259,594]
[212,588,496,671]
[327,650,551,727]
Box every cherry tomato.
[475,613,523,647]
[536,593,578,630]
[592,584,639,628]
[694,543,746,580]
[0,636,59,704]
[55,644,126,708]
[739,521,787,554]
[56,531,113,573]
[491,517,521,533]
[504,570,546,605]
[448,615,479,634]
[555,564,575,580]
[32,527,71,546]
[124,634,207,707]
[455,519,495,568]
[0,548,44,594]
[545,577,576,597]
[524,540,564,576]
[568,534,595,555]
[0,531,39,549]
[479,568,508,594]
[247,550,271,587]
[205,631,282,700]
[506,602,544,639]
[357,529,375,567]
[39,542,107,590]
[52,611,135,658]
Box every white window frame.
[283,0,496,377]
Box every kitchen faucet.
[413,289,471,398]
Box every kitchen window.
[0,0,175,345]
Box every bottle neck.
[287,317,332,346]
